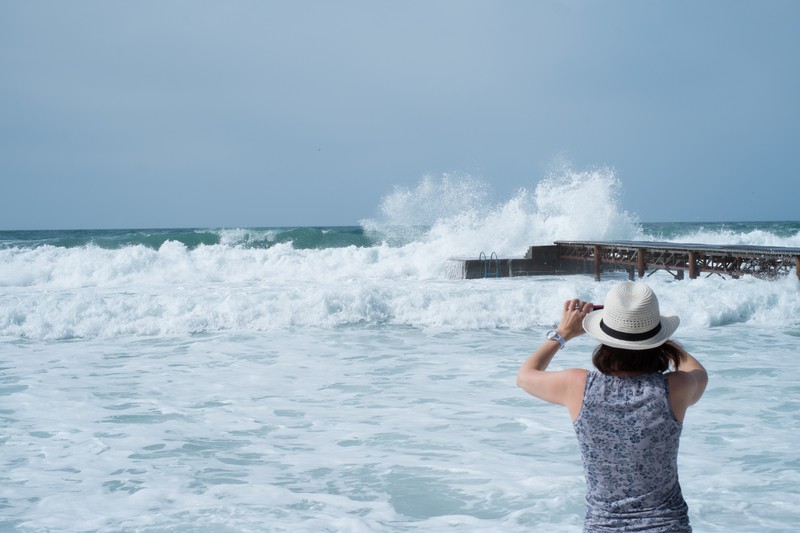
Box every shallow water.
[2,318,798,532]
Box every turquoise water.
[0,227,373,251]
[1,173,799,531]
[3,221,799,252]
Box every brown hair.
[592,340,688,375]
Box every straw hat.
[582,281,679,350]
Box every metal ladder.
[479,252,500,278]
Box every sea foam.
[1,168,797,340]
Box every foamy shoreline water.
[2,322,798,532]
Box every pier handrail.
[554,240,800,280]
[554,240,800,256]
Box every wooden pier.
[452,240,800,281]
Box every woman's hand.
[556,298,593,341]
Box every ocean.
[1,173,799,532]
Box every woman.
[517,281,708,532]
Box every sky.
[1,1,799,230]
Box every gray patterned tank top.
[573,371,691,533]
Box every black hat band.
[599,319,662,342]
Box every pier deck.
[452,240,800,280]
